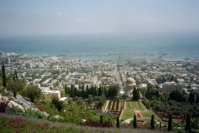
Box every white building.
[43,90,61,99]
[83,66,93,72]
[4,57,11,64]
[161,81,184,93]
[0,51,4,57]
[26,62,32,69]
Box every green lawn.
[122,112,134,120]
[126,102,145,110]
[126,102,135,109]
[141,112,159,121]
[138,102,145,110]
[96,114,118,123]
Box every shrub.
[24,108,46,119]
[1,117,50,132]
[103,121,113,127]
[9,106,24,115]
[51,97,64,111]
[0,96,10,112]
[84,120,113,128]
[84,120,103,127]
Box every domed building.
[124,78,136,97]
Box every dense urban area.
[0,51,199,133]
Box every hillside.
[0,113,168,133]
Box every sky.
[0,0,199,37]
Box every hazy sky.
[0,0,199,37]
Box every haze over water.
[1,33,199,58]
[0,0,199,58]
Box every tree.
[85,85,89,98]
[190,118,199,131]
[2,65,6,87]
[116,116,120,128]
[132,86,140,101]
[100,115,103,124]
[13,70,18,81]
[88,94,93,106]
[169,90,182,102]
[189,90,195,103]
[71,84,75,97]
[25,85,42,102]
[150,114,155,129]
[168,114,172,131]
[64,86,70,95]
[98,93,106,108]
[7,79,26,98]
[108,84,119,99]
[81,84,85,98]
[133,114,137,128]
[98,85,102,96]
[52,96,64,111]
[185,114,191,132]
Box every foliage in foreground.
[0,117,99,133]
[0,96,10,113]
[84,120,113,128]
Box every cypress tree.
[132,86,140,101]
[100,115,103,124]
[71,84,74,98]
[185,114,191,132]
[2,65,6,87]
[98,85,102,96]
[82,85,85,99]
[168,114,172,131]
[85,85,89,98]
[65,86,69,95]
[150,114,155,129]
[196,94,199,103]
[74,87,77,97]
[133,114,137,128]
[116,116,120,128]
[13,70,18,81]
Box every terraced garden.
[126,101,145,110]
[103,100,160,122]
[106,100,125,112]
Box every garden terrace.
[125,101,146,110]
[106,100,125,113]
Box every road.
[114,63,124,94]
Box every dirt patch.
[135,111,143,118]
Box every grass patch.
[126,102,134,109]
[96,114,118,123]
[34,103,61,116]
[122,112,134,120]
[141,112,159,121]
[138,102,145,110]
[126,102,145,110]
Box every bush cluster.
[84,120,113,128]
[1,117,50,133]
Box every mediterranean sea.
[0,32,199,59]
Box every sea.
[0,32,199,60]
